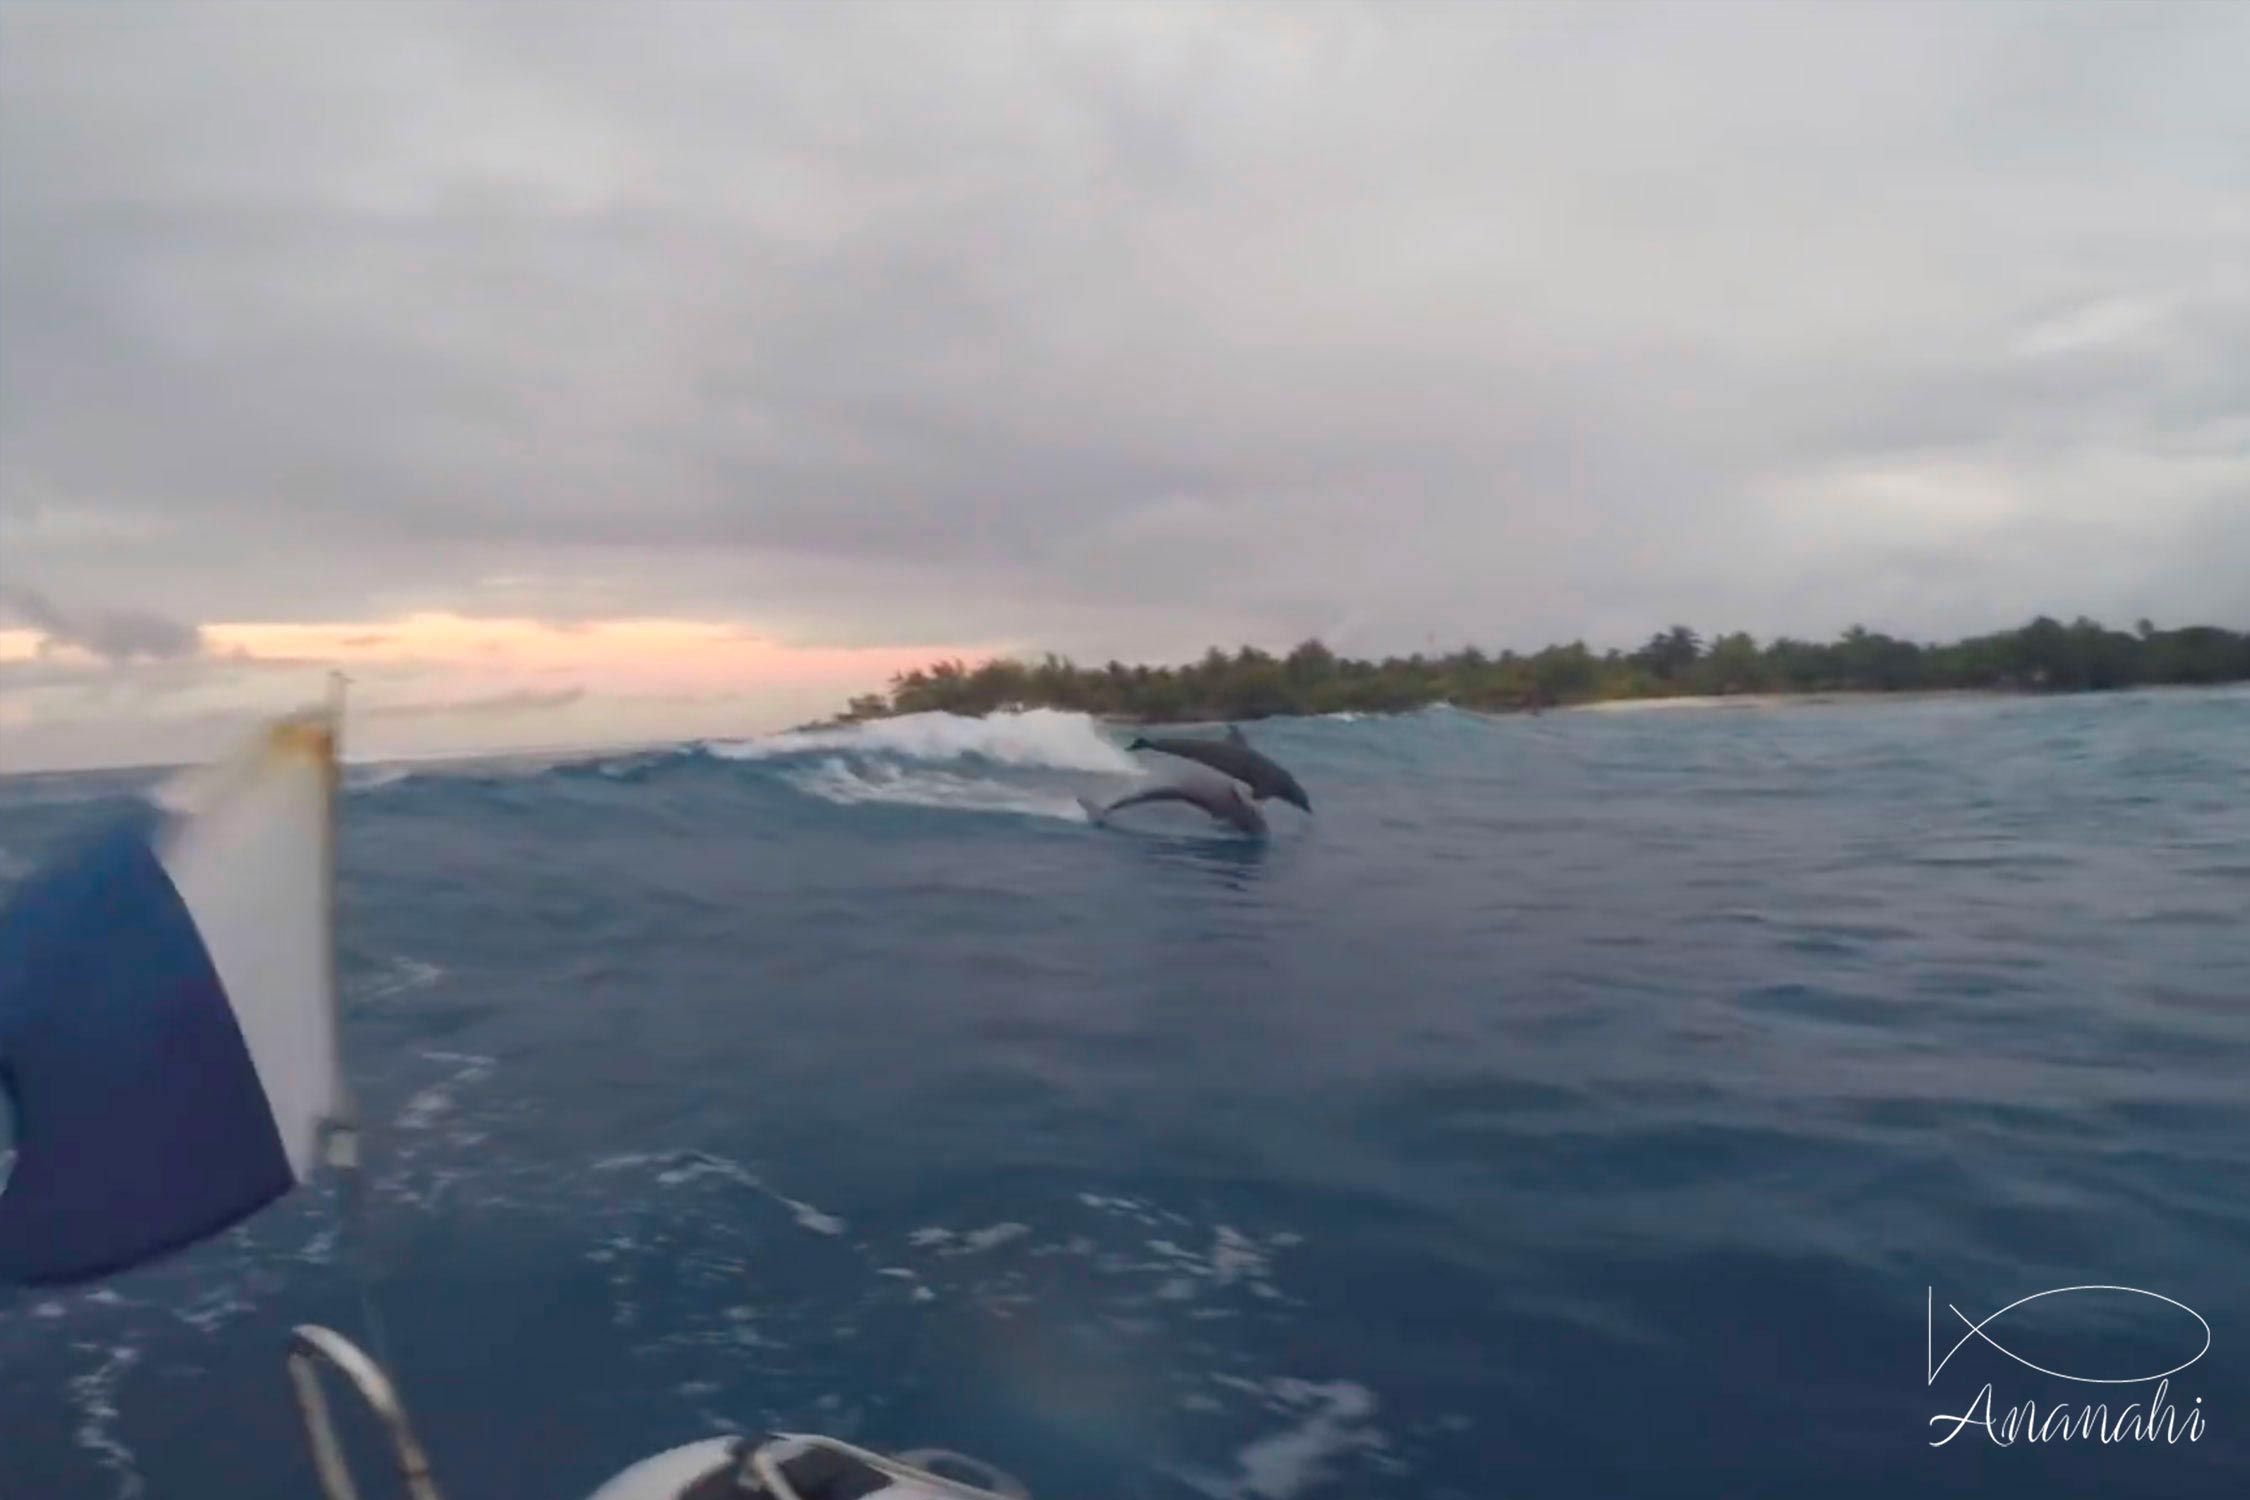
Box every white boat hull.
[588,1433,1026,1500]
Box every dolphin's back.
[1131,734,1312,810]
[1130,736,1266,786]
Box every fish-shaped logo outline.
[1928,1285,2210,1387]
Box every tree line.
[838,616,2250,724]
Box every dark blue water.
[4,692,2248,1498]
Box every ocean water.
[3,691,2248,1499]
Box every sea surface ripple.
[3,690,2248,1497]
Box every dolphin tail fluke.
[1076,796,1109,827]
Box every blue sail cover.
[0,713,343,1285]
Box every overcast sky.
[4,0,2246,768]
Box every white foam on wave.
[710,709,1137,774]
[350,954,445,1004]
[920,1221,1031,1256]
[1148,1226,1286,1299]
[902,1201,1303,1316]
[597,755,654,778]
[594,1149,848,1236]
[67,1342,146,1500]
[783,758,1093,823]
[775,1193,847,1237]
[1184,1378,1386,1500]
[173,1288,257,1336]
[396,1051,496,1132]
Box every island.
[831,617,2250,725]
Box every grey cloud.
[0,582,205,661]
[2,0,2246,680]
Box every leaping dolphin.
[1125,725,1312,812]
[1079,780,1268,835]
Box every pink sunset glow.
[202,614,991,697]
[0,614,997,771]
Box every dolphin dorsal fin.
[1225,724,1247,744]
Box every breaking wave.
[781,757,1093,822]
[725,710,1132,822]
[331,710,1140,825]
[343,765,414,792]
[741,711,1138,823]
[706,708,1137,774]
